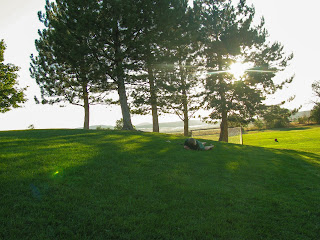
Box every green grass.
[243,126,320,154]
[1,128,319,239]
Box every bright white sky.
[0,0,319,131]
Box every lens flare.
[229,62,249,78]
[207,64,276,76]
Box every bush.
[114,118,136,130]
[114,119,123,130]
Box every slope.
[0,129,319,239]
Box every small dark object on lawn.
[275,138,278,142]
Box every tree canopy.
[198,0,294,141]
[30,0,294,135]
[0,40,26,113]
[30,0,115,129]
[310,80,320,123]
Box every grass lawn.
[1,128,319,239]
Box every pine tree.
[30,0,114,129]
[159,10,203,137]
[0,40,26,113]
[198,0,294,142]
[129,0,190,132]
[93,0,167,130]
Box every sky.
[0,0,319,131]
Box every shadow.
[275,126,312,131]
[245,126,312,133]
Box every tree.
[160,4,203,137]
[312,80,320,99]
[129,0,190,133]
[261,105,293,128]
[0,40,26,113]
[310,80,320,123]
[30,0,114,129]
[310,103,320,124]
[161,55,202,137]
[198,0,293,142]
[94,0,156,130]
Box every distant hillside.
[88,111,311,131]
[136,119,219,133]
[290,110,311,120]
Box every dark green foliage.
[310,103,320,124]
[311,80,320,98]
[310,81,320,123]
[30,0,115,129]
[198,0,294,142]
[0,40,26,113]
[114,118,136,130]
[130,0,191,133]
[253,117,265,130]
[159,5,203,137]
[0,129,319,239]
[30,0,294,134]
[262,105,293,128]
[298,115,309,124]
[114,118,123,130]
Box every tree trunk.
[83,84,90,130]
[147,65,160,132]
[183,111,189,137]
[217,54,228,142]
[182,88,189,137]
[219,107,228,142]
[117,78,134,130]
[114,22,134,130]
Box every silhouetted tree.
[310,103,320,124]
[198,0,294,142]
[310,80,320,123]
[30,0,114,129]
[130,0,191,133]
[312,80,320,99]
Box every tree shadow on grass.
[271,126,312,131]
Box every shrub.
[114,118,136,130]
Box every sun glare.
[229,62,251,79]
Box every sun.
[229,62,251,79]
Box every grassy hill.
[0,128,319,239]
